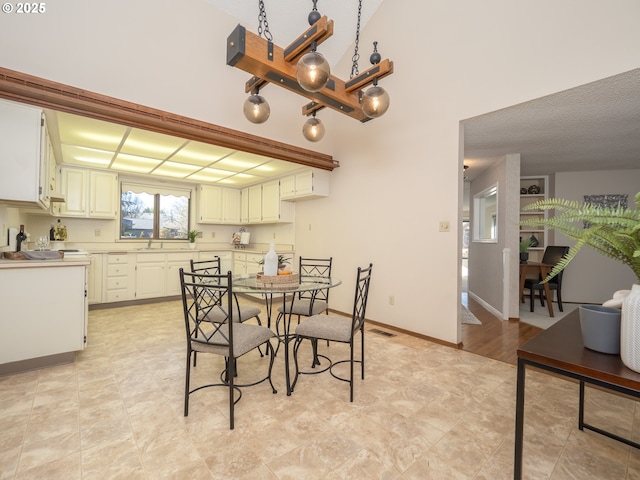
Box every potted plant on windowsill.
[520,192,640,368]
[187,229,201,250]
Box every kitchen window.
[120,182,192,240]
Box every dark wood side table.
[514,310,640,479]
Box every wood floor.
[461,296,543,365]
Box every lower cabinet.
[135,251,197,299]
[0,263,87,367]
[233,251,264,277]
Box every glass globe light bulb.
[302,116,325,142]
[243,94,270,124]
[297,51,331,93]
[361,85,390,118]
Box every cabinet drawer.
[106,276,128,290]
[107,254,129,264]
[107,264,128,276]
[106,289,128,302]
[247,253,263,264]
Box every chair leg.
[540,290,545,307]
[557,290,564,312]
[184,350,191,417]
[529,288,535,312]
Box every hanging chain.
[257,0,273,42]
[350,0,363,78]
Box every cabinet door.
[90,171,118,218]
[87,254,103,304]
[241,187,250,224]
[261,180,280,222]
[248,184,262,223]
[222,188,241,224]
[59,166,88,216]
[136,262,166,299]
[0,99,44,205]
[280,175,296,199]
[198,185,223,223]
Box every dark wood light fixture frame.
[227,15,393,122]
[0,66,338,171]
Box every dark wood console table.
[514,309,640,479]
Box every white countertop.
[0,257,90,269]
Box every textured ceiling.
[463,68,640,182]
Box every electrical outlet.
[308,223,312,231]
[273,232,276,239]
[211,231,216,238]
[439,221,450,232]
[389,295,395,306]
[94,229,101,237]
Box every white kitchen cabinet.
[248,184,262,223]
[135,252,166,299]
[280,169,330,201]
[241,187,250,224]
[135,251,198,299]
[58,166,118,218]
[262,179,294,223]
[0,263,87,368]
[198,185,241,224]
[0,99,48,209]
[166,251,197,296]
[199,251,233,274]
[90,170,119,218]
[104,253,133,303]
[87,254,103,304]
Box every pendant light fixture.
[243,88,270,124]
[296,2,331,93]
[361,42,390,118]
[228,0,394,139]
[242,0,272,124]
[302,112,325,142]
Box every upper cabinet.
[280,169,330,201]
[261,179,294,223]
[57,166,118,218]
[0,99,49,209]
[198,185,241,224]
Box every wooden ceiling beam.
[0,66,338,171]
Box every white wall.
[555,169,640,303]
[1,0,639,343]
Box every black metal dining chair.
[179,269,277,429]
[292,263,373,402]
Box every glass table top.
[232,274,341,294]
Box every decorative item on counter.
[15,224,27,252]
[49,224,55,241]
[520,187,528,195]
[263,243,278,276]
[528,234,539,248]
[54,219,67,241]
[622,285,640,371]
[527,184,541,194]
[579,304,622,354]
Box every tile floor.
[2,298,640,479]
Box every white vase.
[189,242,196,250]
[263,243,278,276]
[620,284,640,372]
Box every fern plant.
[520,192,640,282]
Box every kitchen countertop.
[0,256,90,269]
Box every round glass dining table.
[232,274,342,395]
